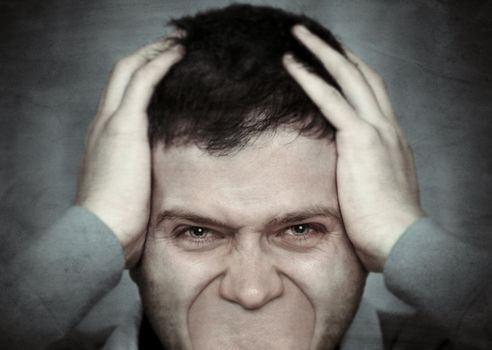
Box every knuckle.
[310,35,329,52]
[366,68,388,92]
[101,119,120,137]
[379,122,399,138]
[324,84,343,100]
[356,124,381,145]
[127,67,150,88]
[374,73,387,89]
[373,122,401,147]
[113,56,134,73]
[137,58,161,75]
[317,86,343,113]
[102,116,131,137]
[102,111,146,139]
[339,61,363,80]
[365,64,381,79]
[372,69,383,82]
[132,67,148,81]
[111,58,130,75]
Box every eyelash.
[281,224,326,242]
[174,226,219,247]
[173,223,327,248]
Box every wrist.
[77,200,144,268]
[355,209,425,272]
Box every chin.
[148,319,352,350]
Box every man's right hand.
[76,36,184,268]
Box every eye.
[173,225,225,251]
[287,224,311,237]
[188,226,208,238]
[275,223,327,249]
[181,226,215,241]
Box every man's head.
[133,4,367,350]
[147,3,344,153]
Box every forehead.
[151,131,338,223]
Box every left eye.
[286,224,312,236]
[277,223,328,247]
[187,226,209,238]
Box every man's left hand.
[284,24,425,272]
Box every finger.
[98,35,182,118]
[283,53,363,131]
[84,38,178,147]
[115,44,184,118]
[292,25,384,126]
[344,48,396,120]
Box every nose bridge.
[219,234,284,309]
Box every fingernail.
[293,24,310,37]
[283,53,298,65]
[284,53,294,61]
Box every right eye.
[174,226,224,251]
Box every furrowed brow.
[266,206,341,227]
[155,209,231,229]
[155,206,341,230]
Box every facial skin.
[135,130,367,350]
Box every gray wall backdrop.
[1,0,492,321]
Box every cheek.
[139,237,228,307]
[137,237,230,348]
[273,233,366,317]
[271,233,366,348]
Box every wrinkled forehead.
[151,130,338,223]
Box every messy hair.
[148,3,343,154]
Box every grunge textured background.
[1,0,491,332]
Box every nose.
[219,243,284,310]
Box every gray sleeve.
[384,218,492,349]
[0,206,125,350]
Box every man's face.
[136,130,366,350]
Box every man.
[1,4,491,350]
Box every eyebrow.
[266,206,341,226]
[155,205,341,229]
[156,209,232,229]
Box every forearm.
[0,206,125,349]
[384,218,492,347]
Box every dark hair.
[148,3,343,154]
